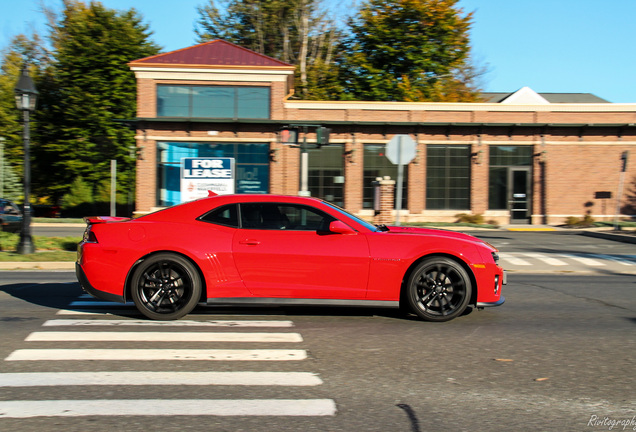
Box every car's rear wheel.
[130,253,202,320]
[406,257,471,322]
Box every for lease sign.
[181,157,235,202]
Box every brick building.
[129,40,636,225]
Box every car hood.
[385,226,489,245]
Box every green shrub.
[455,213,485,225]
[62,177,93,209]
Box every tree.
[0,34,49,183]
[195,0,340,98]
[34,0,160,201]
[336,0,483,102]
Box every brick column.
[372,176,395,225]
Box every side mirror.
[329,220,356,235]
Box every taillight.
[83,227,98,243]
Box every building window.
[426,145,471,210]
[157,85,270,119]
[363,144,408,209]
[488,146,533,209]
[308,144,344,207]
[157,142,269,207]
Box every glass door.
[508,168,531,224]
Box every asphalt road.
[32,224,85,238]
[468,230,636,275]
[0,268,634,431]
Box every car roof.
[141,194,326,220]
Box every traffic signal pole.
[280,125,330,198]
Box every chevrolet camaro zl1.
[76,194,505,322]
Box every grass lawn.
[0,232,80,261]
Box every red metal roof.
[130,39,293,69]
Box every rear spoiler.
[83,216,132,225]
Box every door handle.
[239,239,261,245]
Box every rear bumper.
[75,262,126,304]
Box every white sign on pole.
[385,135,417,226]
[386,134,417,165]
[181,157,235,202]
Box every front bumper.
[476,296,506,308]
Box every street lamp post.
[14,65,38,254]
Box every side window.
[239,203,335,231]
[199,204,239,228]
[279,205,335,231]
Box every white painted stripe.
[499,253,531,266]
[559,254,606,266]
[590,254,635,266]
[43,319,294,327]
[26,332,303,343]
[56,309,127,316]
[68,301,132,307]
[0,371,322,387]
[520,252,568,266]
[0,399,337,417]
[5,349,307,361]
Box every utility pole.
[0,137,4,197]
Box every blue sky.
[2,0,635,102]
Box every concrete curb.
[582,230,636,244]
[0,261,75,270]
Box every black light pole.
[14,65,38,254]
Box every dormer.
[499,86,550,104]
[129,39,295,120]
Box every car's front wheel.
[406,257,472,322]
[130,253,202,320]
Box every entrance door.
[508,168,531,224]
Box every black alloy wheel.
[406,257,472,322]
[131,253,202,320]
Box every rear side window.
[199,204,239,228]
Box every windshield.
[323,202,383,232]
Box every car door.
[232,202,370,299]
[1,201,21,232]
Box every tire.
[130,253,202,320]
[406,257,472,322]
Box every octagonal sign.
[386,134,416,165]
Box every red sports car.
[76,194,505,322]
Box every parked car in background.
[77,193,505,322]
[0,199,22,233]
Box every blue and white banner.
[181,157,235,202]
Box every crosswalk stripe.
[519,252,568,266]
[0,371,323,387]
[68,301,132,307]
[25,332,303,343]
[499,253,531,265]
[497,252,635,268]
[5,349,307,361]
[0,399,337,417]
[589,254,635,266]
[558,254,605,266]
[56,309,131,316]
[43,319,295,327]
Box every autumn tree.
[34,0,160,201]
[337,0,483,102]
[195,0,340,98]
